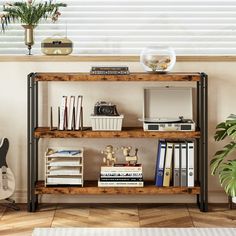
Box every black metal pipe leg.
[27,73,38,212]
[200,73,208,212]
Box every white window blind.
[0,0,236,55]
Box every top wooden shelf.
[33,72,202,82]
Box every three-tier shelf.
[27,72,208,212]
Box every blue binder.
[155,140,166,186]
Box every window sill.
[0,55,236,62]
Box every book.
[155,140,166,187]
[173,143,181,187]
[163,142,173,187]
[98,181,143,187]
[59,96,67,130]
[75,95,83,130]
[90,66,130,75]
[100,172,142,177]
[187,141,194,187]
[101,164,142,172]
[91,66,129,71]
[67,96,75,130]
[99,178,143,182]
[180,142,187,187]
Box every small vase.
[22,25,36,55]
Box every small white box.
[90,115,124,131]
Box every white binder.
[180,142,187,187]
[173,143,181,186]
[155,140,166,186]
[187,141,194,187]
[163,142,173,187]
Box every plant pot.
[232,196,236,204]
[22,25,36,55]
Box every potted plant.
[210,114,236,204]
[1,0,66,54]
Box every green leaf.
[210,142,236,175]
[218,160,236,197]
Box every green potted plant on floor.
[1,0,66,54]
[210,114,236,204]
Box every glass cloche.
[140,46,176,73]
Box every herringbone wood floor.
[0,204,235,236]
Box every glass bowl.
[140,46,176,73]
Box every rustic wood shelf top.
[34,127,200,139]
[34,72,202,82]
[35,181,200,195]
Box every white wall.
[0,60,235,203]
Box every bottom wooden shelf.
[35,181,200,195]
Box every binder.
[75,96,83,130]
[59,96,67,130]
[155,140,166,187]
[67,96,75,130]
[163,142,173,187]
[187,141,194,187]
[173,143,181,187]
[180,142,187,187]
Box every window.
[0,0,236,55]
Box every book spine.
[67,96,75,130]
[64,96,68,130]
[91,67,129,71]
[90,71,129,75]
[100,178,143,182]
[101,167,142,172]
[75,96,83,130]
[100,172,142,176]
[98,181,144,187]
[59,96,67,130]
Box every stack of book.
[45,148,84,186]
[58,95,83,131]
[98,164,144,187]
[155,140,194,187]
[90,66,130,75]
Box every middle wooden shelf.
[34,127,201,139]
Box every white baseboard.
[12,189,228,204]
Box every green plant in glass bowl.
[210,114,236,203]
[1,0,67,54]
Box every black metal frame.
[27,72,208,212]
[198,73,208,212]
[27,73,39,212]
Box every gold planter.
[22,25,36,55]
